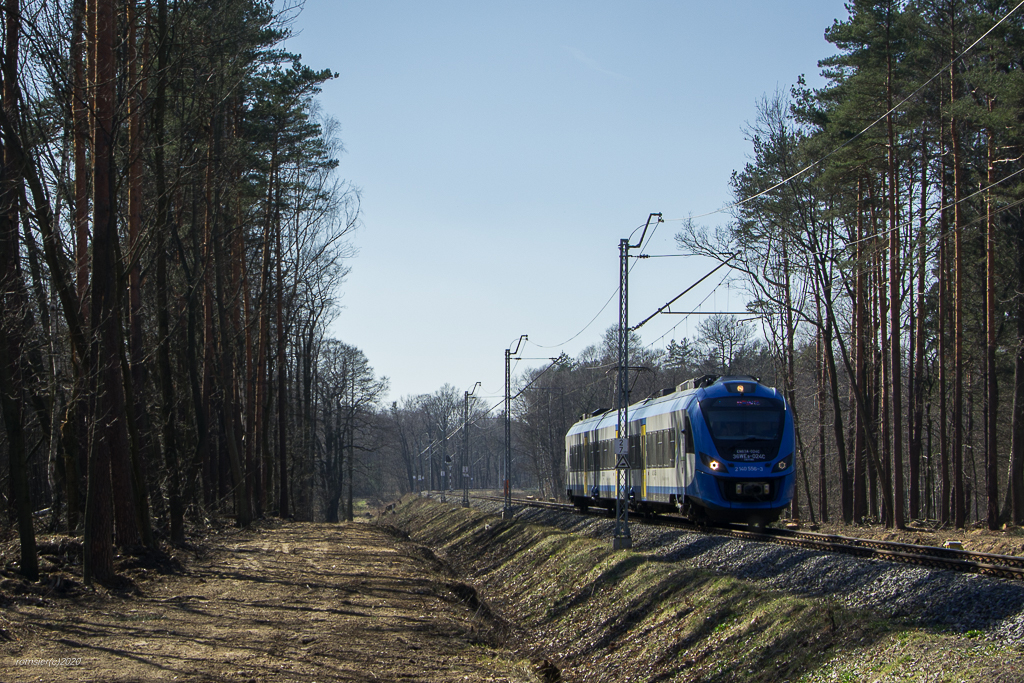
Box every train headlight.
[775,453,793,471]
[699,452,723,472]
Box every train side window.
[683,414,694,454]
[668,429,676,467]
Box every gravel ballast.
[473,498,1024,644]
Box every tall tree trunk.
[823,298,851,523]
[255,144,277,512]
[950,6,966,528]
[85,0,132,582]
[939,125,951,525]
[125,0,154,550]
[985,111,999,530]
[886,20,905,529]
[276,187,289,517]
[237,138,259,516]
[71,0,91,532]
[74,0,89,324]
[879,224,892,527]
[151,0,184,544]
[213,179,251,527]
[910,129,928,521]
[0,0,38,581]
[853,180,868,522]
[871,177,893,527]
[867,179,896,523]
[183,203,211,515]
[817,325,828,523]
[200,132,218,511]
[782,237,811,521]
[1011,209,1024,525]
[68,0,90,534]
[346,391,355,522]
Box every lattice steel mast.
[613,213,662,550]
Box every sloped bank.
[385,496,1024,683]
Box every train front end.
[685,377,795,526]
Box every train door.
[679,410,696,487]
[582,432,590,494]
[640,422,647,501]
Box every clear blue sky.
[283,1,848,405]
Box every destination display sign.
[731,447,768,461]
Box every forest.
[1,0,1022,587]
[0,0,363,584]
[672,0,1024,534]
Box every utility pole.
[440,445,446,504]
[463,381,481,507]
[614,213,661,551]
[428,439,434,497]
[504,335,527,519]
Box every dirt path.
[1,521,538,682]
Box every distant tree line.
[329,324,772,511]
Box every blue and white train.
[565,375,795,526]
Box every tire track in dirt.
[1,521,536,682]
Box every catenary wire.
[503,4,1024,401]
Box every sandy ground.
[0,521,542,682]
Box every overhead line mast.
[614,212,662,551]
[504,335,527,519]
[463,381,480,508]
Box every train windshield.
[706,410,782,441]
[701,396,785,461]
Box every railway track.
[467,493,1024,581]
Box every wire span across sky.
[284,0,852,401]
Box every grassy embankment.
[385,496,1024,682]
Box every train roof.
[566,375,782,436]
